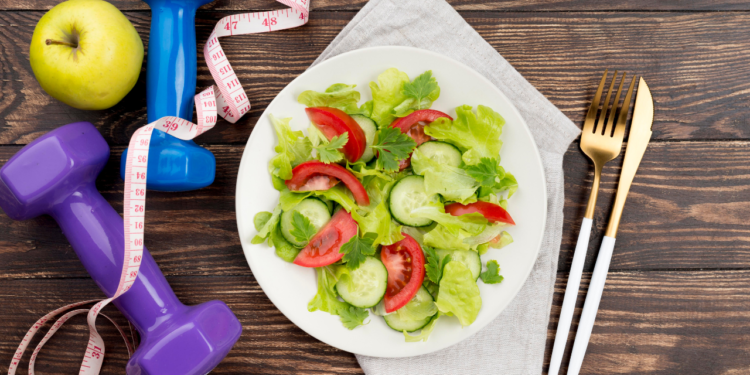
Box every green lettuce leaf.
[411,200,487,236]
[279,188,312,211]
[395,292,438,322]
[369,68,411,128]
[268,114,312,180]
[490,231,513,249]
[308,266,350,315]
[403,314,440,342]
[423,224,474,251]
[314,185,358,213]
[347,161,394,182]
[251,206,281,244]
[411,149,478,203]
[350,177,403,246]
[308,266,370,329]
[463,223,508,247]
[253,211,273,232]
[269,222,300,262]
[401,226,430,247]
[279,184,357,214]
[297,83,362,114]
[424,105,505,166]
[435,262,482,327]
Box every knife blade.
[604,77,654,238]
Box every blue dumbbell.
[121,0,216,191]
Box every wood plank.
[3,0,750,12]
[2,11,750,144]
[546,270,750,374]
[2,271,749,374]
[560,140,750,272]
[0,276,363,375]
[0,140,748,280]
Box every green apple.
[30,0,143,110]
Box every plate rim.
[235,45,548,358]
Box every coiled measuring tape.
[8,1,309,373]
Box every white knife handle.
[548,217,593,375]
[567,235,616,375]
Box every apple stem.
[46,39,77,48]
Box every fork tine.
[583,69,608,134]
[596,70,618,135]
[606,72,627,137]
[614,75,637,139]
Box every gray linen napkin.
[310,0,581,373]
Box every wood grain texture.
[546,270,750,374]
[2,271,749,374]
[561,140,750,272]
[3,0,750,12]
[0,276,363,375]
[1,139,748,280]
[2,11,750,145]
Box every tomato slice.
[390,109,453,169]
[293,209,358,267]
[445,201,515,225]
[305,107,367,163]
[380,234,425,313]
[285,161,370,206]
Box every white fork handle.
[548,217,593,375]
[567,235,617,375]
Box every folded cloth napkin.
[310,0,581,373]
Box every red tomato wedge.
[305,107,367,163]
[285,161,370,206]
[390,109,453,169]
[445,201,516,225]
[381,234,425,313]
[293,209,358,267]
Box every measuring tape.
[8,0,309,373]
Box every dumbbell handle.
[49,183,185,336]
[145,0,203,122]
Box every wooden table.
[2,0,749,373]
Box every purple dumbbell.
[0,122,242,375]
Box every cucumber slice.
[351,115,377,163]
[335,256,388,308]
[280,198,332,247]
[389,175,440,227]
[384,287,437,332]
[435,249,481,280]
[412,141,463,176]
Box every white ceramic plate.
[236,46,547,358]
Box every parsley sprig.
[315,133,348,164]
[339,231,378,270]
[479,260,504,284]
[403,71,439,109]
[290,211,317,244]
[463,157,501,188]
[339,306,369,329]
[371,126,417,172]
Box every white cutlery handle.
[548,217,593,375]
[567,235,616,375]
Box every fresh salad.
[252,68,518,342]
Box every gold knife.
[567,78,654,375]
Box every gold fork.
[548,70,637,375]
